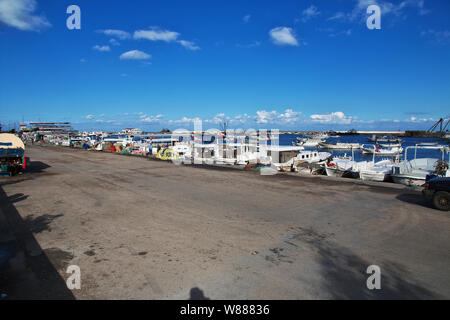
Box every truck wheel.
[432,191,450,211]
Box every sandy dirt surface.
[1,145,449,299]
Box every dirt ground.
[1,145,449,299]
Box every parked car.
[422,177,450,211]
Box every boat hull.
[325,166,345,177]
[391,175,425,187]
[360,171,388,182]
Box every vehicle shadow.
[0,184,75,299]
[396,193,434,210]
[27,161,51,173]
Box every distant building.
[29,122,73,134]
[122,128,143,135]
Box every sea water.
[279,134,449,162]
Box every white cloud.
[119,50,151,60]
[243,14,251,23]
[256,110,277,124]
[141,114,164,123]
[236,41,261,48]
[331,0,430,22]
[279,109,302,123]
[178,40,200,51]
[134,27,200,51]
[408,116,434,123]
[328,12,347,21]
[109,38,120,46]
[133,27,179,42]
[269,27,299,46]
[302,5,320,22]
[255,109,302,124]
[329,29,353,37]
[169,117,202,124]
[421,29,450,44]
[93,45,111,52]
[0,0,51,31]
[204,113,231,124]
[97,29,131,40]
[85,114,95,120]
[310,111,353,124]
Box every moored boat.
[318,142,362,150]
[362,145,403,156]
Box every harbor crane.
[428,117,450,135]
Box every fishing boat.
[362,145,403,156]
[318,142,362,150]
[377,136,402,143]
[324,158,355,177]
[444,132,450,142]
[305,132,329,140]
[293,137,323,147]
[367,135,402,143]
[262,146,330,172]
[359,159,395,182]
[377,143,402,148]
[391,144,450,186]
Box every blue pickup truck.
[423,177,450,211]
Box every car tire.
[432,191,450,211]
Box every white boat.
[368,135,402,143]
[293,137,323,147]
[263,146,330,172]
[391,144,450,186]
[391,158,441,186]
[318,142,362,150]
[444,132,450,142]
[325,158,355,177]
[377,143,401,148]
[377,136,402,143]
[305,132,329,140]
[359,159,395,182]
[362,145,403,156]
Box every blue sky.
[0,0,449,131]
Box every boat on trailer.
[391,144,450,186]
